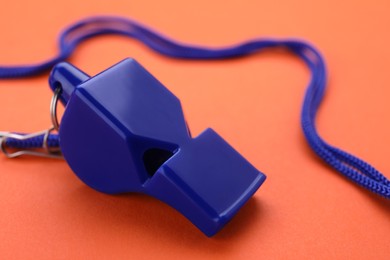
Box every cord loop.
[0,16,389,199]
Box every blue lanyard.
[1,16,389,199]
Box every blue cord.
[1,16,389,199]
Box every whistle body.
[49,59,266,236]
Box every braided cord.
[1,16,389,198]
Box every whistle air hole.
[53,81,62,88]
[52,81,63,94]
[143,148,174,177]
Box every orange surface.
[0,1,389,259]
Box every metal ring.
[43,126,62,155]
[0,87,64,159]
[50,87,62,131]
[0,130,63,159]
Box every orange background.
[0,0,389,259]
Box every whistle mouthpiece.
[49,59,266,236]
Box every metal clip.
[0,87,63,159]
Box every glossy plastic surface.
[49,58,266,236]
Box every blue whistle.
[48,58,266,236]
